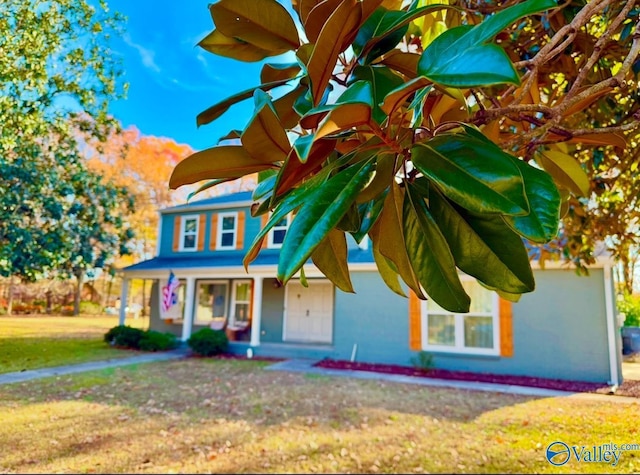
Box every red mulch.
[314,358,640,397]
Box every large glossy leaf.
[411,133,529,215]
[274,138,336,196]
[277,159,375,283]
[198,29,274,62]
[403,183,470,312]
[418,0,556,88]
[311,229,355,293]
[503,157,561,243]
[241,89,291,162]
[169,146,275,189]
[356,152,396,203]
[197,77,296,127]
[187,178,236,202]
[354,4,453,63]
[261,63,302,84]
[301,80,374,130]
[369,218,407,297]
[272,86,306,129]
[307,0,362,106]
[536,149,590,197]
[380,77,432,116]
[210,0,300,53]
[378,50,420,78]
[352,189,387,242]
[428,186,535,294]
[350,65,405,124]
[377,181,425,298]
[304,0,344,43]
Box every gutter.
[603,264,621,386]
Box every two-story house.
[121,191,623,385]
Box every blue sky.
[107,1,292,152]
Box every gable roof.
[162,191,253,214]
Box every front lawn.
[0,315,148,373]
[0,358,638,474]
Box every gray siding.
[258,278,286,343]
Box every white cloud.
[123,33,161,73]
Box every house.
[120,191,623,385]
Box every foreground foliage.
[171,0,640,311]
[0,359,638,473]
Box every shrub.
[104,325,145,349]
[410,351,435,373]
[187,328,228,357]
[617,294,640,327]
[79,301,102,315]
[139,331,178,352]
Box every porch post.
[250,276,264,347]
[181,277,196,342]
[118,278,130,326]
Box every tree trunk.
[7,275,14,316]
[74,270,83,316]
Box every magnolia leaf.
[277,159,375,283]
[170,146,275,189]
[561,86,613,117]
[352,190,387,242]
[502,157,561,243]
[350,65,405,124]
[301,80,374,130]
[261,63,302,83]
[275,139,336,196]
[378,50,420,78]
[304,0,344,43]
[418,0,556,87]
[252,173,278,201]
[187,178,236,202]
[357,152,396,203]
[311,228,355,293]
[380,77,432,116]
[241,89,291,162]
[307,0,362,106]
[210,0,300,53]
[217,130,242,143]
[411,133,529,215]
[369,218,407,297]
[198,29,274,62]
[403,183,470,312]
[197,77,295,127]
[316,104,372,139]
[428,186,535,294]
[536,149,590,197]
[272,86,306,129]
[377,181,425,298]
[567,133,627,149]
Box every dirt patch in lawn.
[314,358,640,398]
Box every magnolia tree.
[170,0,640,312]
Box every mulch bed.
[314,358,640,398]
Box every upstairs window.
[180,215,199,252]
[268,214,291,248]
[216,212,237,250]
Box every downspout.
[603,264,621,386]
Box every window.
[423,279,499,355]
[195,280,229,328]
[268,214,291,248]
[180,215,199,251]
[216,212,237,249]
[230,281,252,327]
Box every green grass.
[0,315,148,374]
[0,358,638,474]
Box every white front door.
[284,280,334,343]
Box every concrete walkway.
[0,352,637,403]
[0,348,189,385]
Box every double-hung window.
[268,214,290,248]
[423,279,499,355]
[195,280,229,328]
[216,212,237,249]
[230,280,252,327]
[180,215,199,251]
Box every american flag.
[161,271,181,313]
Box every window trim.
[193,279,230,326]
[216,212,238,250]
[267,213,291,249]
[179,215,200,252]
[421,280,500,356]
[229,279,252,328]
